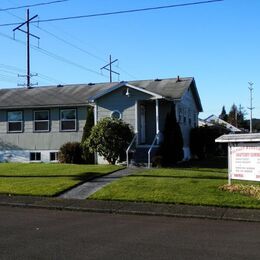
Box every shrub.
[190,125,228,159]
[158,104,184,166]
[86,117,133,164]
[59,142,83,164]
[81,106,94,164]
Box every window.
[50,152,59,161]
[60,109,76,131]
[7,111,23,132]
[30,152,41,161]
[34,110,49,132]
[110,110,121,120]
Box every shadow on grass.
[0,172,101,178]
[130,174,227,180]
[176,156,228,169]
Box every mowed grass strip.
[90,168,260,209]
[0,163,122,196]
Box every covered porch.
[135,99,172,146]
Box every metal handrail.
[126,133,137,167]
[148,132,160,168]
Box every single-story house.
[0,77,203,164]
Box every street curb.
[0,196,259,223]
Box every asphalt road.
[0,206,259,260]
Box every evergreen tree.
[81,106,94,163]
[159,104,184,165]
[219,106,228,121]
[227,104,238,127]
[227,104,247,129]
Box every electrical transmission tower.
[13,9,39,88]
[100,55,120,83]
[248,81,255,133]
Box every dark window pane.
[61,121,75,130]
[35,121,49,131]
[50,152,58,161]
[35,111,48,120]
[111,111,121,119]
[30,153,35,161]
[30,152,41,161]
[9,122,22,132]
[36,153,41,161]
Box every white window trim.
[7,111,23,133]
[110,110,122,119]
[60,108,77,132]
[34,110,50,132]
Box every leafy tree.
[219,106,228,121]
[81,106,94,163]
[86,117,133,164]
[159,104,184,165]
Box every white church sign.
[216,134,260,184]
[230,145,260,181]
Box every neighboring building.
[199,114,242,132]
[0,77,203,163]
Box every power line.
[0,62,64,85]
[101,55,120,83]
[13,9,39,88]
[0,0,69,12]
[0,30,107,81]
[31,45,108,78]
[0,0,224,27]
[4,10,137,81]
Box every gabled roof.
[89,82,164,101]
[0,77,203,111]
[205,114,241,132]
[90,77,203,112]
[0,83,114,109]
[216,133,260,143]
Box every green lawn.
[0,163,122,196]
[90,167,260,209]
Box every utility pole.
[13,9,39,88]
[248,81,255,133]
[100,55,120,83]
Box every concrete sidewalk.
[0,194,259,222]
[59,168,137,199]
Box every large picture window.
[7,111,23,132]
[60,109,76,131]
[34,110,49,132]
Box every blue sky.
[0,0,259,119]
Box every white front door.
[140,104,146,143]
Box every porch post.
[156,99,159,144]
[135,100,138,144]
